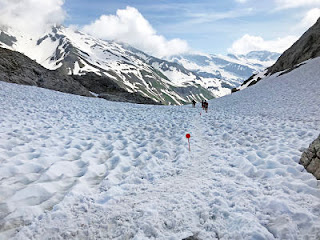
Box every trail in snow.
[1,57,320,240]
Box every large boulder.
[300,135,320,179]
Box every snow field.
[0,83,191,238]
[0,57,320,239]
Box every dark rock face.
[0,47,92,97]
[268,17,320,75]
[300,135,320,179]
[72,73,161,105]
[98,92,160,105]
[182,236,199,240]
[0,32,17,46]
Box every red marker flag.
[186,133,191,151]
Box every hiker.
[201,100,204,110]
[204,100,208,113]
[192,100,196,108]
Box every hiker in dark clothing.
[201,100,205,110]
[204,100,208,113]
[192,100,196,108]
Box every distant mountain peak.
[168,50,279,91]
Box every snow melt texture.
[0,58,320,239]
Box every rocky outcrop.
[72,73,161,105]
[268,17,320,75]
[0,47,92,97]
[300,135,320,179]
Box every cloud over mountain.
[82,6,189,58]
[228,34,298,55]
[0,0,66,36]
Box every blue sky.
[1,0,320,57]
[62,0,320,55]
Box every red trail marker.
[186,133,191,151]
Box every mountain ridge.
[0,25,279,105]
[0,26,215,105]
[169,51,280,89]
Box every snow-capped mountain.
[121,45,232,98]
[243,51,280,63]
[169,51,280,89]
[0,26,217,105]
[0,25,280,105]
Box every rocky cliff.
[0,47,92,97]
[300,135,320,180]
[268,18,320,75]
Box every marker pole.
[186,133,191,152]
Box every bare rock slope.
[268,18,320,75]
[72,73,160,105]
[0,47,92,97]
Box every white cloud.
[228,34,298,55]
[235,0,249,3]
[275,0,320,9]
[82,6,189,58]
[186,8,253,25]
[0,0,66,36]
[296,8,320,31]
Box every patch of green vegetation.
[78,60,85,68]
[149,79,166,90]
[161,92,179,105]
[138,88,162,103]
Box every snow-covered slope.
[122,45,231,98]
[0,26,215,105]
[169,51,280,89]
[0,56,319,239]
